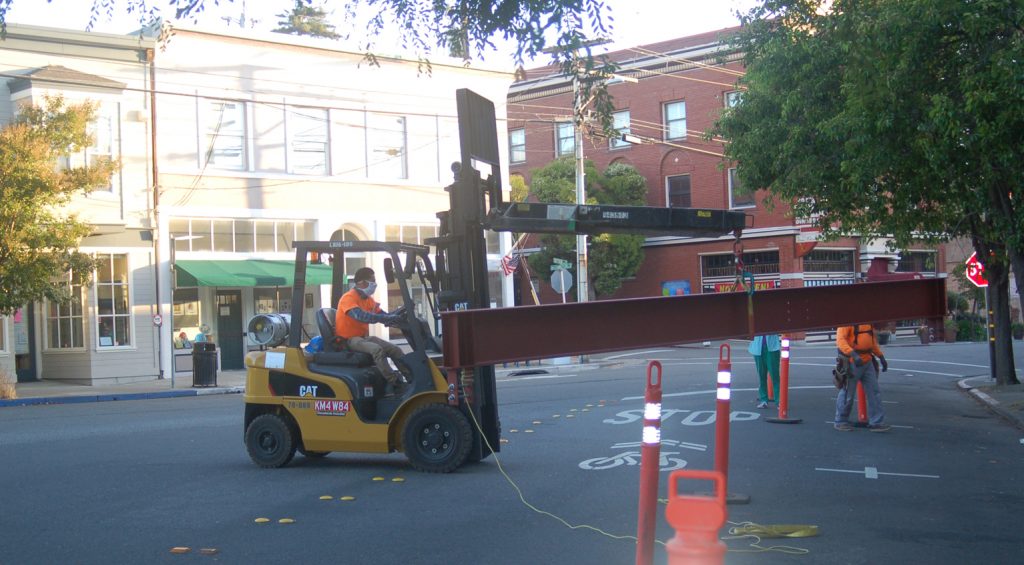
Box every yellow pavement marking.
[532,420,542,424]
[509,429,519,433]
[525,429,534,433]
[392,477,405,482]
[278,518,295,524]
[199,549,219,556]
[340,496,356,501]
[319,495,333,500]
[372,476,385,481]
[566,414,575,418]
[500,438,510,444]
[170,547,191,554]
[552,415,561,418]
[254,518,270,524]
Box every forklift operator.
[336,267,408,394]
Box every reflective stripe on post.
[635,361,663,565]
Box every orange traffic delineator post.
[712,345,749,504]
[853,381,869,427]
[766,335,802,424]
[635,361,663,565]
[665,469,728,565]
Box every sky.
[5,0,760,66]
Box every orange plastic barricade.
[665,470,728,565]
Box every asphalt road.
[0,341,1021,564]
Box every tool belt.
[833,352,880,389]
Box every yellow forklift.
[243,240,475,473]
[242,89,750,473]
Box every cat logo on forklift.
[299,385,318,398]
[315,399,351,416]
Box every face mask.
[359,281,377,296]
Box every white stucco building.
[0,22,513,385]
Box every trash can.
[192,342,218,387]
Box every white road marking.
[601,349,675,360]
[622,359,974,377]
[825,421,914,430]
[623,385,835,402]
[502,373,577,382]
[815,467,940,479]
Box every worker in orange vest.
[834,323,889,432]
[336,267,407,395]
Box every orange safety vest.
[335,289,380,339]
[836,324,883,363]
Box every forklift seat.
[312,307,374,368]
[316,308,338,346]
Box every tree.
[526,158,645,299]
[273,0,339,39]
[0,95,117,315]
[0,1,621,134]
[713,0,1022,385]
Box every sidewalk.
[0,361,584,408]
[958,376,1024,432]
[0,370,248,408]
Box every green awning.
[174,259,334,287]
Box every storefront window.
[254,288,292,315]
[95,253,131,347]
[173,288,200,333]
[46,273,85,349]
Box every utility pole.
[540,38,610,304]
[572,67,589,304]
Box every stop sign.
[965,252,988,288]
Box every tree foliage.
[526,158,646,298]
[0,96,116,315]
[273,0,339,39]
[0,1,622,134]
[714,0,1023,384]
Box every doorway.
[13,305,37,382]
[215,290,244,370]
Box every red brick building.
[506,27,943,317]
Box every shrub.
[0,368,16,400]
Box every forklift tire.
[245,413,297,468]
[403,404,473,473]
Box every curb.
[0,386,245,408]
[957,376,1024,432]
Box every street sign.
[965,252,988,288]
[551,258,571,271]
[551,268,572,295]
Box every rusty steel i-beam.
[441,278,946,369]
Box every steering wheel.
[390,304,408,317]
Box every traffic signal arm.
[485,203,749,237]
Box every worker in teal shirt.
[748,335,781,408]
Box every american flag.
[500,253,521,276]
